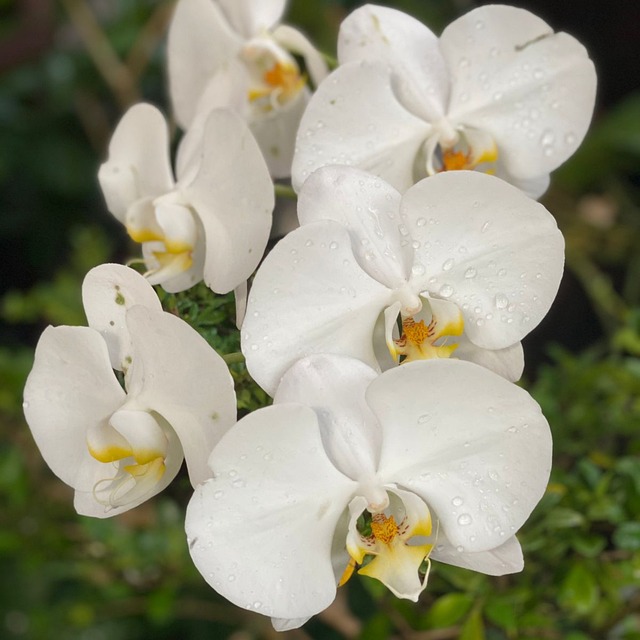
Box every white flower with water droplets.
[292,4,596,197]
[168,0,328,177]
[98,103,273,295]
[186,354,552,630]
[242,166,564,395]
[23,264,236,517]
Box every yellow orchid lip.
[393,310,464,363]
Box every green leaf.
[559,563,600,616]
[485,598,519,632]
[423,593,474,628]
[613,522,640,551]
[459,608,485,640]
[546,508,586,529]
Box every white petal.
[503,171,551,200]
[154,200,198,252]
[98,103,174,222]
[443,5,596,181]
[402,171,564,350]
[274,355,381,480]
[217,0,286,38]
[249,88,309,179]
[234,280,248,329]
[367,359,552,553]
[183,109,274,294]
[291,61,431,193]
[272,24,329,87]
[242,220,393,395]
[338,4,448,123]
[298,166,412,288]
[23,326,125,488]
[454,338,524,382]
[125,305,236,487]
[109,409,168,462]
[432,533,523,575]
[81,264,162,371]
[186,404,356,620]
[72,431,183,518]
[167,0,243,128]
[272,617,312,632]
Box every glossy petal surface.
[186,404,356,620]
[367,359,552,552]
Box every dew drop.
[232,479,246,488]
[457,513,473,526]
[416,217,426,227]
[464,267,477,279]
[417,414,431,424]
[458,57,470,68]
[540,129,555,146]
[329,241,339,250]
[480,221,491,233]
[565,132,576,145]
[439,284,454,298]
[213,490,224,500]
[494,293,509,309]
[412,263,426,276]
[456,545,464,553]
[442,258,455,271]
[451,496,464,507]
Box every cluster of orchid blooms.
[23,0,597,630]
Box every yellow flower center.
[370,513,401,545]
[392,312,463,363]
[248,60,306,111]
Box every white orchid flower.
[292,4,596,197]
[186,354,552,630]
[98,103,274,294]
[242,166,564,395]
[23,264,236,517]
[167,0,328,178]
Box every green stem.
[566,249,628,334]
[222,351,245,365]
[274,183,297,199]
[321,51,339,70]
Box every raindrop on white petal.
[540,129,555,146]
[412,263,426,276]
[439,284,454,298]
[442,258,455,271]
[451,496,464,507]
[329,241,338,250]
[494,293,509,309]
[457,513,473,526]
[456,545,464,553]
[464,267,477,279]
[416,217,426,227]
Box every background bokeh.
[1,1,639,638]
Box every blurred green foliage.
[1,0,639,639]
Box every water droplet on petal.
[442,258,455,271]
[452,496,464,507]
[494,293,509,309]
[457,513,473,526]
[464,267,477,279]
[439,284,454,298]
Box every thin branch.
[60,0,139,109]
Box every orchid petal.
[242,220,393,395]
[186,404,356,620]
[72,429,183,518]
[154,200,198,253]
[403,171,564,350]
[272,24,329,87]
[338,4,448,123]
[504,171,551,200]
[367,359,552,552]
[167,0,243,128]
[23,326,125,488]
[442,5,596,180]
[141,238,204,293]
[248,88,309,179]
[234,280,248,329]
[298,166,412,288]
[432,533,524,575]
[98,104,174,222]
[109,409,168,464]
[292,61,431,192]
[81,264,162,372]
[183,109,274,294]
[275,355,381,480]
[217,0,287,38]
[454,338,525,382]
[124,305,236,487]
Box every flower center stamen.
[392,311,463,363]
